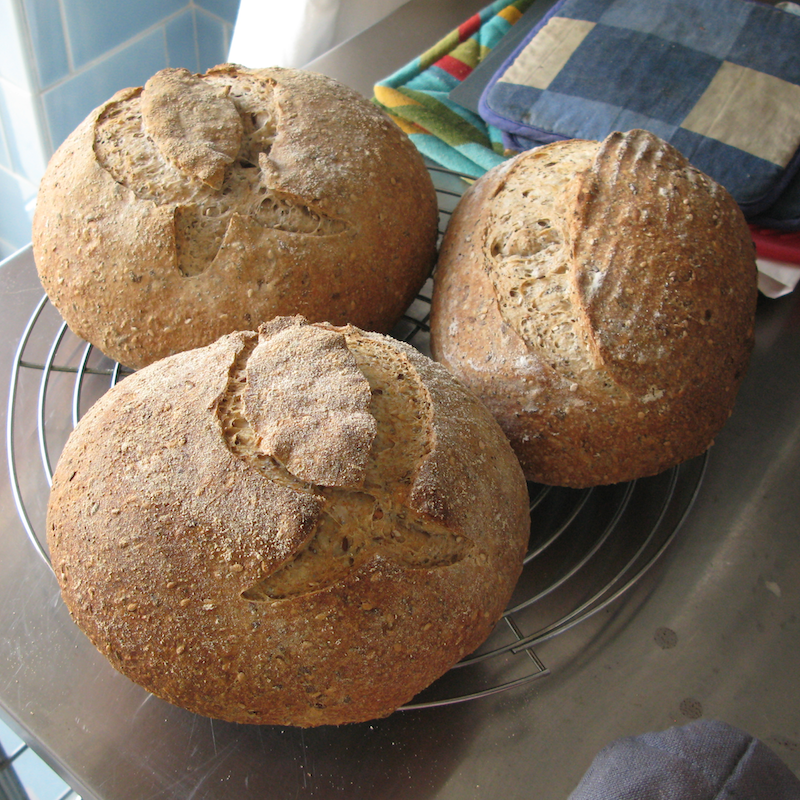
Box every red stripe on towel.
[437,54,473,81]
[458,13,482,41]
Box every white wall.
[229,0,410,68]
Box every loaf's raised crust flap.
[141,68,243,190]
[570,129,756,396]
[246,317,376,488]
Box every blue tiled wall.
[1,714,81,800]
[0,0,240,261]
[60,0,188,69]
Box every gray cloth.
[568,720,800,800]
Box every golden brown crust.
[32,65,438,369]
[47,318,530,726]
[430,130,758,488]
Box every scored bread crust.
[32,65,439,369]
[47,317,530,727]
[430,130,758,488]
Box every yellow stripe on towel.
[373,84,424,111]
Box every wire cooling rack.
[5,165,707,710]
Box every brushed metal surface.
[3,238,800,800]
[2,1,800,796]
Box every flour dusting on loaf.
[430,129,758,487]
[33,65,439,369]
[47,317,530,726]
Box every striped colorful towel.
[373,0,535,178]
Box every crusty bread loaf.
[430,129,758,488]
[47,317,530,727]
[32,65,439,369]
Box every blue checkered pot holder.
[478,0,800,220]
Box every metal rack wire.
[5,165,707,711]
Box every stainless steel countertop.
[2,2,800,798]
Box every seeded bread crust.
[47,317,530,727]
[430,130,758,488]
[32,65,439,369]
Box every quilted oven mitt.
[478,0,800,222]
[569,720,800,800]
[372,0,535,178]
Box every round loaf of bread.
[32,65,439,369]
[47,316,530,726]
[430,129,758,488]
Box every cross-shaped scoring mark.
[216,319,474,601]
[94,68,349,279]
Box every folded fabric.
[372,0,535,178]
[479,0,800,219]
[750,226,800,265]
[568,719,800,800]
